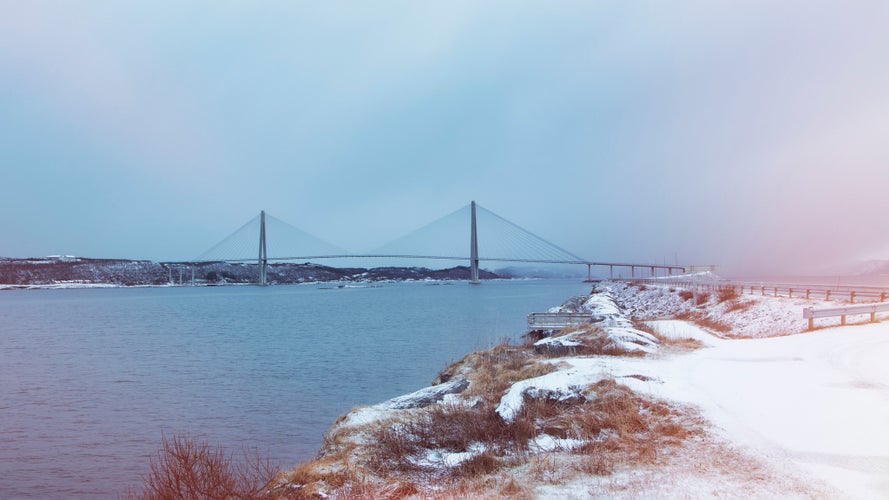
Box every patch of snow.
[338,378,469,427]
[581,292,622,316]
[385,378,469,410]
[411,442,488,469]
[646,319,720,347]
[533,331,584,348]
[606,326,658,353]
[496,366,601,422]
[441,393,481,407]
[340,405,391,428]
[529,434,583,453]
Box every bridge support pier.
[469,200,480,284]
[259,210,268,286]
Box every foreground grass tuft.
[122,433,279,500]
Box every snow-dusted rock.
[535,287,659,354]
[339,378,469,427]
[496,369,596,423]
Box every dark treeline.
[0,257,499,287]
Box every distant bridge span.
[195,201,687,284]
[215,255,685,280]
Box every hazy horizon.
[2,2,888,276]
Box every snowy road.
[617,321,889,499]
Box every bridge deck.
[203,254,686,272]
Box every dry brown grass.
[572,444,617,476]
[123,433,279,500]
[442,473,534,499]
[587,379,648,436]
[693,316,732,333]
[630,320,656,335]
[583,430,830,499]
[664,336,705,350]
[725,298,754,313]
[497,476,533,498]
[676,311,732,334]
[571,380,703,466]
[440,341,556,405]
[716,285,740,303]
[282,376,704,496]
[695,291,711,306]
[367,404,515,477]
[452,450,501,478]
[634,320,703,352]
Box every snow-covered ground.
[635,320,889,499]
[500,282,889,497]
[549,321,885,498]
[525,283,889,498]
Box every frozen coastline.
[275,279,889,498]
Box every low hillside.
[0,257,498,288]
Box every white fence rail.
[802,302,889,330]
[622,276,889,331]
[624,278,889,303]
[527,312,595,331]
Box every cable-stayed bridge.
[195,201,686,284]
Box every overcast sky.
[2,1,888,276]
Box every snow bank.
[530,434,584,453]
[411,442,488,468]
[534,287,659,354]
[586,319,889,499]
[495,357,656,423]
[340,378,469,427]
[606,280,869,337]
[496,368,594,422]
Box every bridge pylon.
[259,210,268,285]
[469,200,480,284]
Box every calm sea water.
[0,279,590,498]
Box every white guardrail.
[527,312,595,331]
[622,276,889,331]
[624,277,889,303]
[802,302,889,330]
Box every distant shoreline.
[0,256,503,289]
